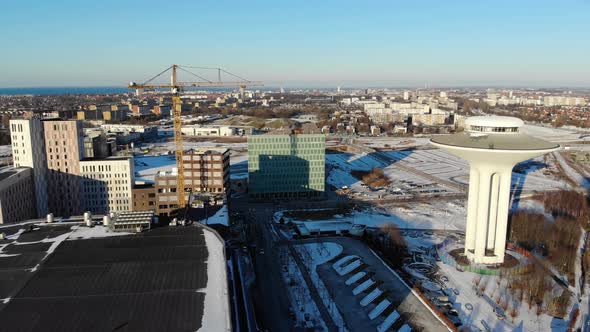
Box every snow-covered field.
[289,202,467,231]
[355,137,432,149]
[327,148,565,199]
[521,124,582,143]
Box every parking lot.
[313,237,449,331]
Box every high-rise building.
[154,148,230,217]
[431,116,559,264]
[0,167,37,224]
[9,118,136,218]
[80,157,134,214]
[9,118,49,216]
[182,148,230,193]
[248,134,325,200]
[43,119,85,216]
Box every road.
[234,200,293,332]
[231,197,347,331]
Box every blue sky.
[1,0,589,87]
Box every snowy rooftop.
[0,222,230,331]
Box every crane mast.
[170,65,186,207]
[129,64,262,211]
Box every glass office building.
[248,134,325,200]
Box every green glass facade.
[248,134,325,200]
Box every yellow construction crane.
[129,64,263,209]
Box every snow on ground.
[327,148,565,196]
[384,149,566,193]
[327,152,387,172]
[294,202,467,231]
[553,151,590,188]
[68,225,132,239]
[401,230,572,332]
[280,248,328,330]
[326,152,389,191]
[134,155,176,182]
[295,242,348,331]
[199,228,231,332]
[326,168,360,189]
[355,137,432,149]
[512,199,554,221]
[437,262,568,332]
[521,124,582,143]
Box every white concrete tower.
[431,116,559,264]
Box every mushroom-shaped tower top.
[431,116,559,151]
[465,116,524,134]
[429,115,560,265]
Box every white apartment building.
[9,118,49,216]
[100,124,157,134]
[411,113,447,126]
[365,108,400,124]
[340,97,360,105]
[543,96,587,107]
[181,125,238,137]
[80,157,134,214]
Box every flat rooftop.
[0,167,29,182]
[0,223,228,332]
[185,147,229,154]
[80,156,132,162]
[430,132,560,151]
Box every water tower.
[431,116,559,264]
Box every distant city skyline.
[1,0,589,88]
